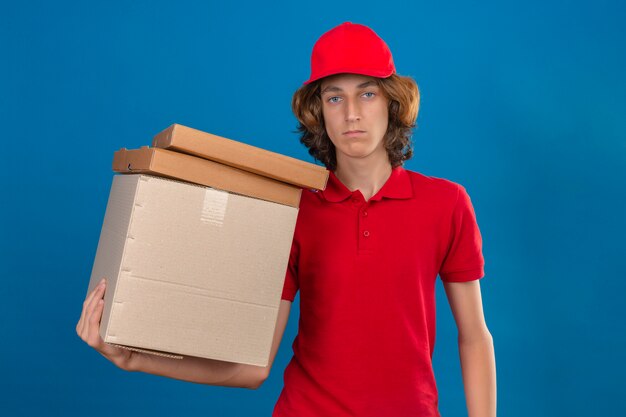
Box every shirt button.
[362,211,368,216]
[363,230,370,237]
[352,197,359,203]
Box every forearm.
[79,280,279,389]
[126,350,265,389]
[458,331,497,417]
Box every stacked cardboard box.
[86,124,328,366]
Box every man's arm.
[442,279,497,417]
[77,278,292,389]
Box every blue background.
[1,0,624,416]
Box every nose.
[344,97,361,122]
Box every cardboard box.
[86,174,298,366]
[152,124,329,190]
[112,146,302,208]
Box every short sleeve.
[281,235,300,301]
[439,185,485,282]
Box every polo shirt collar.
[321,166,413,203]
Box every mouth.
[343,130,366,137]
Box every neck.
[334,155,393,201]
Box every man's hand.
[76,278,134,370]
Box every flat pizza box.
[112,146,301,208]
[152,124,328,190]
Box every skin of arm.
[442,279,497,417]
[77,278,292,389]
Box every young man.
[273,22,496,417]
[77,22,496,417]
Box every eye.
[327,96,342,103]
[362,92,376,99]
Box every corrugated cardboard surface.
[112,146,302,208]
[87,174,298,366]
[152,124,329,190]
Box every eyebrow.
[320,80,378,94]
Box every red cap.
[304,22,396,85]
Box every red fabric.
[304,22,395,85]
[273,167,485,417]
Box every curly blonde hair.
[292,74,420,171]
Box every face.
[320,73,389,167]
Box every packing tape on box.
[201,188,229,226]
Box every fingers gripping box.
[86,174,298,366]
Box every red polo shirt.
[273,166,485,417]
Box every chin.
[339,151,380,162]
[345,143,380,155]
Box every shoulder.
[403,168,466,203]
[300,187,324,207]
[293,188,325,224]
